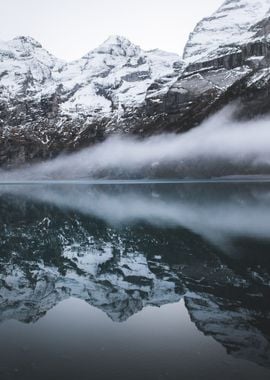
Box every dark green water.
[0,182,270,380]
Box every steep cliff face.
[183,0,270,63]
[2,0,270,167]
[153,0,270,134]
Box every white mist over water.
[2,183,270,255]
[2,105,270,180]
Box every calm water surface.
[0,182,270,380]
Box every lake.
[0,182,270,380]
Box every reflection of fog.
[2,182,270,253]
[1,183,270,369]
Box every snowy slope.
[0,35,181,117]
[0,35,183,168]
[0,36,62,101]
[57,36,181,116]
[183,0,270,63]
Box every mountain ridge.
[1,0,270,168]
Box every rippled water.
[0,182,270,380]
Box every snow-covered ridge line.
[0,34,182,115]
[183,0,270,63]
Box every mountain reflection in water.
[0,182,270,379]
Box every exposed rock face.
[154,0,270,134]
[2,0,270,167]
[183,0,270,63]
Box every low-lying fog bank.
[1,106,270,180]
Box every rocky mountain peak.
[11,35,43,49]
[183,0,270,63]
[90,35,141,57]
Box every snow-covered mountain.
[0,35,181,115]
[184,0,270,63]
[0,36,61,101]
[0,35,182,167]
[159,0,270,135]
[2,0,270,167]
[58,36,181,116]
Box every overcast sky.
[0,0,223,60]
